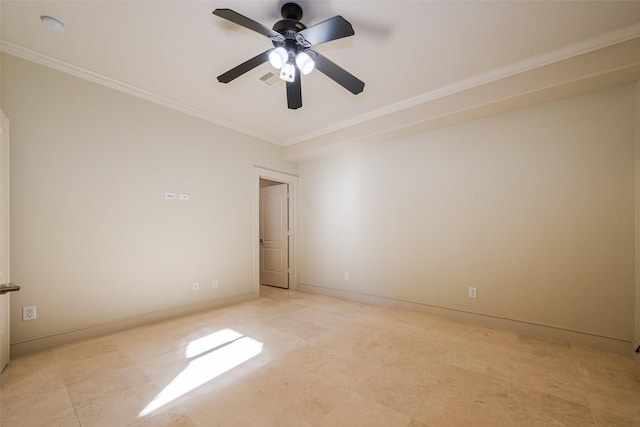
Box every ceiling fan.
[212,2,365,110]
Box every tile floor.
[1,286,639,426]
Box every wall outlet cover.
[22,306,37,321]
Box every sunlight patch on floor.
[184,328,244,359]
[139,329,263,417]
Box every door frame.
[1,110,11,370]
[253,167,298,294]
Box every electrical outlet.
[23,306,37,321]
[212,278,219,288]
[468,287,477,299]
[192,282,199,291]
[344,272,350,281]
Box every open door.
[259,182,289,288]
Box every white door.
[260,183,289,288]
[0,110,10,371]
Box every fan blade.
[212,9,280,38]
[286,76,302,110]
[313,53,364,95]
[217,50,270,83]
[298,16,354,46]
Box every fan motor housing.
[273,19,306,34]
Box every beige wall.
[299,85,636,341]
[2,50,638,347]
[1,54,296,344]
[0,2,3,100]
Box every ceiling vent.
[260,72,284,88]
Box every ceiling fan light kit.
[212,2,364,109]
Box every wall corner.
[635,80,640,348]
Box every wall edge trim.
[298,283,634,355]
[9,292,258,358]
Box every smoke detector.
[40,15,65,32]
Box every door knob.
[0,283,20,294]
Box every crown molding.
[2,20,639,149]
[281,21,640,146]
[0,40,279,145]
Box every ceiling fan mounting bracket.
[281,3,303,21]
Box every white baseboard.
[10,293,258,358]
[298,283,634,355]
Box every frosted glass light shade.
[295,52,315,75]
[268,47,288,69]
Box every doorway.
[254,168,297,294]
[260,180,289,288]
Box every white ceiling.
[2,1,640,159]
